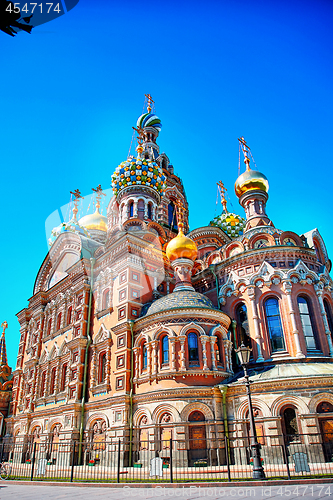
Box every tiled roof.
[145,290,216,316]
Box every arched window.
[60,363,67,392]
[50,366,57,394]
[297,296,318,350]
[67,307,72,325]
[40,371,46,397]
[102,289,110,310]
[99,352,106,383]
[147,203,152,220]
[317,402,333,414]
[215,335,223,364]
[188,332,199,362]
[161,335,169,364]
[168,202,177,230]
[282,407,299,443]
[235,303,251,349]
[264,298,285,352]
[129,201,134,218]
[47,318,52,337]
[324,300,333,340]
[142,343,148,370]
[56,313,62,331]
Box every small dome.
[48,218,90,247]
[210,212,246,238]
[79,208,107,232]
[166,229,198,262]
[111,156,166,198]
[235,169,269,197]
[145,290,215,316]
[137,112,162,130]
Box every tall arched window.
[47,318,52,337]
[188,332,199,362]
[67,307,72,325]
[282,407,299,443]
[99,353,106,383]
[102,289,110,310]
[60,363,67,392]
[40,371,46,397]
[215,334,223,364]
[147,203,152,220]
[50,366,57,394]
[161,335,169,364]
[298,296,318,350]
[235,303,251,349]
[324,299,333,340]
[56,313,62,331]
[168,202,177,230]
[264,298,285,352]
[129,201,134,218]
[142,343,148,370]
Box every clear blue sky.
[1,0,333,368]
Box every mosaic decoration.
[48,219,90,247]
[146,290,216,316]
[111,157,166,197]
[210,212,246,238]
[136,112,162,130]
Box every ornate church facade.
[4,97,333,466]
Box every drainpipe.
[209,265,220,310]
[78,257,95,464]
[128,320,135,467]
[220,385,231,464]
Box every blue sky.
[1,0,333,368]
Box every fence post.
[170,438,173,483]
[224,435,231,482]
[282,435,291,480]
[70,441,75,483]
[30,442,37,481]
[117,439,121,483]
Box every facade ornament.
[314,285,333,356]
[282,280,304,358]
[247,287,264,362]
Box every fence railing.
[1,432,333,483]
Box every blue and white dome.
[137,113,162,130]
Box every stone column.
[134,201,138,218]
[178,336,186,370]
[247,287,264,362]
[144,200,148,219]
[133,347,139,380]
[283,281,304,358]
[106,343,112,384]
[151,340,158,375]
[200,335,210,370]
[169,337,176,371]
[315,284,333,356]
[147,343,153,377]
[210,336,217,371]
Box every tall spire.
[0,321,8,366]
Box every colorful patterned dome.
[111,156,166,197]
[210,212,246,238]
[48,218,90,247]
[137,113,162,130]
[145,290,215,316]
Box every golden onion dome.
[79,208,107,232]
[235,169,269,198]
[166,229,198,262]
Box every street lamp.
[235,343,266,480]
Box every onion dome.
[111,156,166,197]
[137,113,162,130]
[235,169,269,197]
[48,218,90,247]
[210,212,246,238]
[79,207,107,232]
[166,228,198,262]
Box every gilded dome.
[79,208,107,232]
[235,169,269,197]
[166,229,198,262]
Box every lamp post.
[235,343,265,480]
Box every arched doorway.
[188,411,207,466]
[317,401,333,462]
[281,406,299,444]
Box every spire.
[217,181,228,213]
[0,321,8,365]
[145,93,154,113]
[70,189,84,221]
[238,136,251,171]
[92,184,106,214]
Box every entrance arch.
[188,411,207,465]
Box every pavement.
[1,482,333,500]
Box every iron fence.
[1,433,333,483]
